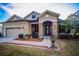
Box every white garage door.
[6,27,21,37]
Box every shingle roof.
[6,15,23,22]
[57,18,63,23]
[24,11,40,20]
[39,10,60,18]
[4,10,60,23]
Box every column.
[3,27,6,37]
[39,23,43,37]
[53,22,58,38]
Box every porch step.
[43,36,51,39]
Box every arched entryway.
[43,21,52,36]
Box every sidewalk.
[3,39,52,48]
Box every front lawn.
[0,39,79,56]
[0,43,59,56]
[56,39,79,56]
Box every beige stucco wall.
[39,14,58,37]
[2,21,31,36]
[2,13,58,37]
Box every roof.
[39,10,60,18]
[6,15,24,22]
[3,10,60,23]
[57,18,64,23]
[24,11,40,19]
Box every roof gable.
[6,15,23,22]
[24,11,40,21]
[39,10,60,18]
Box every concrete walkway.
[0,37,15,42]
[0,37,60,51]
[2,39,52,48]
[0,37,60,50]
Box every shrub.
[0,33,1,36]
[18,34,24,38]
[51,39,55,43]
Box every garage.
[6,27,21,37]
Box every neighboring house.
[2,10,62,38]
[0,24,2,36]
[0,26,1,32]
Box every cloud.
[0,4,14,16]
[0,4,14,22]
[10,3,78,19]
[0,3,78,20]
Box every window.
[59,24,71,33]
[59,24,65,33]
[32,14,36,18]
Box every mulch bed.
[15,38,43,42]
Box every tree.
[63,20,71,34]
[64,10,79,37]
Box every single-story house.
[2,10,63,38]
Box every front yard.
[0,39,79,56]
[0,43,59,56]
[57,39,79,56]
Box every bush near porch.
[15,34,43,42]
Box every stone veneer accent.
[39,14,58,37]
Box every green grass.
[0,39,79,56]
[0,43,59,56]
[57,39,79,56]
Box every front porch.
[30,20,58,39]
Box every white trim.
[3,27,6,37]
[39,19,57,23]
[30,22,39,24]
[4,26,22,28]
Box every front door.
[43,21,52,36]
[32,24,38,38]
[44,25,51,36]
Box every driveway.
[0,37,15,42]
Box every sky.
[0,3,79,22]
